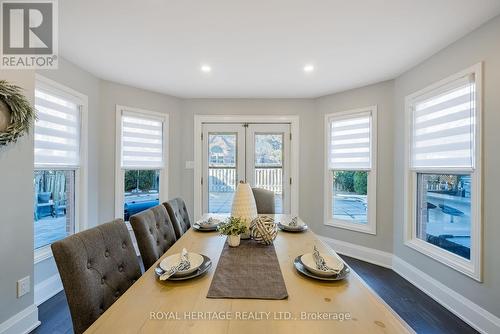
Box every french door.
[202,123,291,214]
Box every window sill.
[324,219,376,235]
[404,238,480,281]
[34,245,53,264]
[125,221,133,231]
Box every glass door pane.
[202,124,245,213]
[254,133,284,212]
[208,133,237,213]
[247,124,291,213]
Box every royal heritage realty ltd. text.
[149,311,352,321]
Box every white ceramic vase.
[231,181,258,239]
[228,235,241,247]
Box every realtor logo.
[1,0,58,69]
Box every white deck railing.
[209,167,282,194]
[254,167,282,193]
[209,168,237,192]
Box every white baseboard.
[392,256,500,334]
[318,235,500,334]
[34,273,63,306]
[0,304,40,334]
[318,235,393,268]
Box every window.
[324,106,377,234]
[34,76,87,254]
[404,63,482,281]
[116,106,168,221]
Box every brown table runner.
[207,239,288,300]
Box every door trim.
[246,123,291,214]
[194,115,300,220]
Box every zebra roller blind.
[34,89,81,167]
[328,110,373,170]
[120,110,164,169]
[410,74,475,170]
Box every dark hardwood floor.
[32,256,477,334]
[340,255,478,334]
[33,290,72,334]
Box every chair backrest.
[37,191,51,203]
[130,204,177,270]
[51,219,141,334]
[252,188,276,214]
[164,198,191,239]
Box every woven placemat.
[207,239,288,300]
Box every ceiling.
[59,1,500,98]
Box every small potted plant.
[217,217,247,247]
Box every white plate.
[160,252,204,277]
[300,252,344,277]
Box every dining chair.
[130,204,177,270]
[164,197,191,239]
[51,219,141,334]
[252,188,276,214]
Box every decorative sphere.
[249,216,278,245]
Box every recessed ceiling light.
[304,64,315,73]
[201,65,212,73]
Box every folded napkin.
[198,217,219,227]
[288,216,299,227]
[313,246,339,273]
[160,248,191,280]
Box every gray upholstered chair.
[51,219,141,334]
[164,198,191,239]
[252,188,276,214]
[130,204,177,270]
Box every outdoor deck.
[35,216,67,249]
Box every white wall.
[0,70,38,331]
[392,15,500,317]
[316,80,395,252]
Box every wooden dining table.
[85,214,412,333]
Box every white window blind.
[328,112,372,170]
[34,89,81,167]
[410,75,475,170]
[121,111,164,169]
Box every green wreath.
[0,80,36,147]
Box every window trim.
[34,74,88,263]
[324,106,377,235]
[114,105,169,222]
[403,63,482,281]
